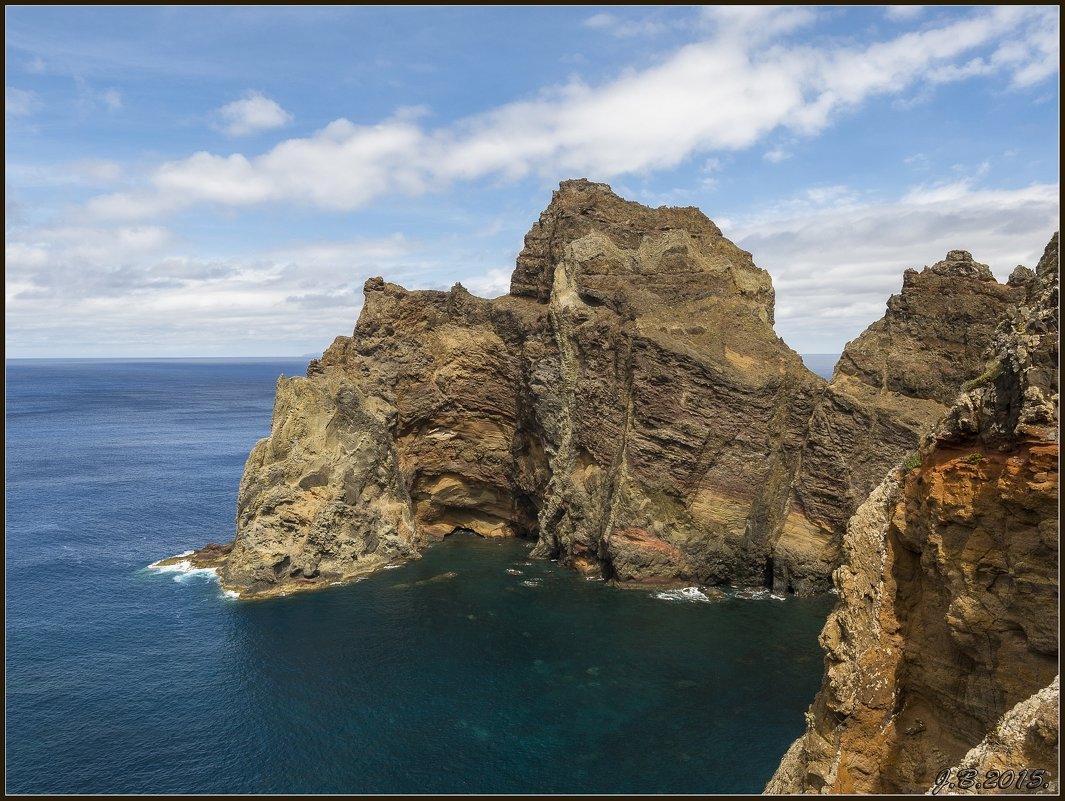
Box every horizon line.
[6,352,844,361]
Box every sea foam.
[652,587,715,603]
[731,587,787,601]
[148,555,229,597]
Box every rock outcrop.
[177,180,1029,599]
[779,250,1025,592]
[766,233,1059,794]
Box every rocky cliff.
[177,180,1025,599]
[780,250,1026,592]
[766,233,1059,794]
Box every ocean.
[6,358,836,794]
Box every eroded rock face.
[779,250,1026,593]
[195,180,1034,599]
[936,676,1059,795]
[766,233,1059,794]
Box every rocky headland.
[171,180,1031,602]
[766,233,1059,794]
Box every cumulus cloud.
[464,268,512,298]
[727,181,1060,352]
[6,7,1060,357]
[84,6,1057,221]
[215,91,293,136]
[4,217,482,355]
[10,173,1057,356]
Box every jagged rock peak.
[924,248,996,280]
[838,247,1024,402]
[1009,264,1037,287]
[509,178,773,324]
[1037,230,1059,279]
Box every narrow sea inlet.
[6,359,833,794]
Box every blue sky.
[5,6,1059,357]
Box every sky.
[5,5,1060,357]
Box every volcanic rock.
[766,233,1059,794]
[189,181,1029,600]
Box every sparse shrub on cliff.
[966,452,985,464]
[962,359,1003,392]
[902,452,922,471]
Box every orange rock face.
[767,232,1059,794]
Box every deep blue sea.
[6,358,836,794]
[800,353,837,381]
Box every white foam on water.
[585,576,604,581]
[521,579,542,587]
[651,586,714,603]
[148,558,192,573]
[732,586,789,601]
[222,590,240,600]
[173,566,220,583]
[147,551,195,570]
[732,587,770,600]
[382,564,402,570]
[149,559,220,582]
[505,568,523,575]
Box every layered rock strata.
[181,180,1028,599]
[779,250,1025,592]
[766,233,1059,794]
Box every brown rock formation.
[778,249,1026,593]
[766,232,1059,794]
[183,180,1028,599]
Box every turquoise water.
[6,359,833,793]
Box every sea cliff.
[766,233,1059,794]
[172,180,1027,601]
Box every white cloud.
[727,180,1060,352]
[464,268,512,298]
[763,147,790,163]
[4,221,434,355]
[26,56,47,74]
[82,7,1057,222]
[7,174,1059,356]
[6,87,40,115]
[699,6,818,42]
[7,159,125,188]
[884,6,924,22]
[215,91,293,137]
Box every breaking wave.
[651,587,715,603]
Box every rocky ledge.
[169,180,1030,599]
[766,233,1058,794]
